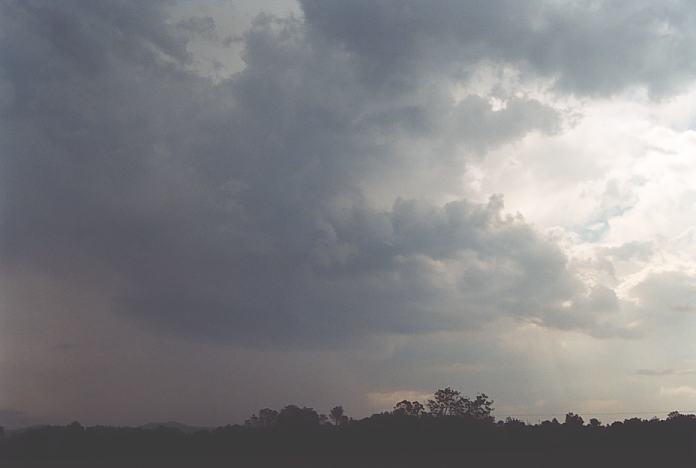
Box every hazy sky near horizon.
[3,0,696,428]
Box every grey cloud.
[301,0,696,96]
[99,187,636,345]
[1,0,189,76]
[116,195,600,346]
[177,16,218,39]
[0,0,632,364]
[620,270,696,341]
[5,0,690,426]
[631,271,696,314]
[449,95,561,153]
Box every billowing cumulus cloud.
[0,0,577,348]
[302,0,696,96]
[3,0,696,427]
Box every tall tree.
[564,413,584,427]
[427,387,466,416]
[329,406,348,426]
[465,393,494,420]
[393,400,426,417]
[277,405,320,428]
[244,408,279,428]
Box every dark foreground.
[2,413,696,468]
[4,450,696,468]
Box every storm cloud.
[0,0,577,347]
[302,0,696,96]
[3,0,696,426]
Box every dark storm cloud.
[3,0,689,356]
[301,0,696,96]
[119,194,604,345]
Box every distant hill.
[5,425,49,436]
[139,421,210,433]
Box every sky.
[2,0,696,428]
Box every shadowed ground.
[3,449,695,468]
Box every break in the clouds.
[2,0,696,427]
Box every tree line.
[1,387,696,467]
[244,387,494,428]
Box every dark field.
[3,414,696,468]
[4,451,695,468]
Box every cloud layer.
[0,0,581,347]
[3,0,696,426]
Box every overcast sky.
[3,0,696,428]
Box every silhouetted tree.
[259,408,279,426]
[67,421,84,432]
[393,400,426,417]
[539,418,561,431]
[329,406,348,426]
[427,387,466,416]
[589,418,602,428]
[277,405,320,428]
[503,417,525,429]
[564,413,584,427]
[667,411,696,423]
[427,388,494,420]
[3,398,696,467]
[466,393,494,421]
[245,408,279,428]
